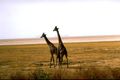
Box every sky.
[0,0,120,39]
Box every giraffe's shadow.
[32,60,83,67]
[31,61,50,67]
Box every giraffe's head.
[53,26,59,31]
[41,33,46,38]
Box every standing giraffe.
[53,26,69,68]
[41,33,58,68]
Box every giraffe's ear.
[56,26,59,29]
[55,26,59,30]
[44,33,46,35]
[41,33,45,38]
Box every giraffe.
[41,33,58,68]
[53,26,69,68]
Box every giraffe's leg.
[56,55,60,67]
[61,55,64,63]
[50,56,52,68]
[65,54,69,68]
[55,56,58,67]
[51,55,56,68]
[55,49,58,67]
[52,55,55,68]
[59,54,63,68]
[59,54,61,68]
[57,53,61,68]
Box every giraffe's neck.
[56,30,63,44]
[44,36,51,45]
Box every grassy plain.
[1,41,120,79]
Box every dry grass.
[1,41,120,79]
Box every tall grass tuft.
[29,67,50,80]
[8,66,120,80]
[10,71,28,80]
[75,66,114,79]
[10,68,50,80]
[111,68,120,79]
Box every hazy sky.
[0,0,120,39]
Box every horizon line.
[1,34,120,40]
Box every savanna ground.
[1,41,120,79]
